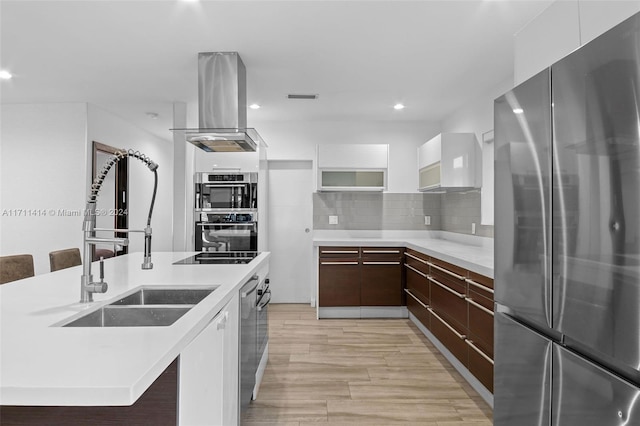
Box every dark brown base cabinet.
[318,245,494,397]
[0,359,178,426]
[319,246,404,307]
[404,248,494,394]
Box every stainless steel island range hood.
[174,52,265,152]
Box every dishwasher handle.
[241,274,260,298]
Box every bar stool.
[0,254,35,284]
[49,248,82,272]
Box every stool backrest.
[0,254,35,284]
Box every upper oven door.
[196,182,255,210]
[195,173,257,211]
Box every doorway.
[92,142,128,260]
[267,160,313,303]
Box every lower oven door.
[195,222,257,252]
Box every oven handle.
[203,184,248,188]
[257,290,271,311]
[197,222,257,227]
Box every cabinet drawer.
[429,308,468,365]
[319,262,360,307]
[319,246,360,258]
[429,275,467,330]
[405,249,429,275]
[361,262,402,306]
[467,339,494,392]
[405,263,429,305]
[361,247,403,260]
[467,271,494,291]
[467,296,494,356]
[466,275,494,301]
[405,289,430,330]
[429,258,467,282]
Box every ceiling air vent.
[287,94,319,100]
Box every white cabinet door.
[179,293,239,426]
[317,144,388,169]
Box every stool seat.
[0,254,35,284]
[49,248,82,272]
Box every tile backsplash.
[313,191,493,237]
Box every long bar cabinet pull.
[320,250,359,254]
[466,278,494,294]
[405,252,428,264]
[428,262,465,280]
[362,249,400,254]
[428,276,466,299]
[362,261,401,265]
[466,340,494,365]
[320,261,359,265]
[466,297,494,316]
[404,263,427,278]
[404,289,429,309]
[428,308,466,339]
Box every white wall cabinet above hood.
[317,144,388,191]
[418,133,482,192]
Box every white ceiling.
[0,0,553,142]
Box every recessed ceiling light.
[249,104,261,109]
[0,70,13,80]
[145,112,159,119]
[513,108,524,114]
[394,103,405,110]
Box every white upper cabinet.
[317,144,388,191]
[417,133,481,192]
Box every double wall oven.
[194,172,258,252]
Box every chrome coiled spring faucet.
[81,149,159,303]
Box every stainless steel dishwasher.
[239,274,259,417]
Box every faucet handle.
[99,257,105,282]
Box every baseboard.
[318,306,408,319]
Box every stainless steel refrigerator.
[494,11,640,426]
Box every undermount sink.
[60,286,217,327]
[63,306,192,327]
[110,287,216,306]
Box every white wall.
[251,120,440,193]
[0,103,88,274]
[87,104,174,254]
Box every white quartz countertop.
[313,230,493,278]
[0,251,270,406]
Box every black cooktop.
[174,251,259,265]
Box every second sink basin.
[64,306,192,327]
[59,286,218,327]
[109,287,217,306]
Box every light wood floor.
[242,304,493,426]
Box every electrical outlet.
[424,215,431,226]
[472,222,476,234]
[329,215,338,225]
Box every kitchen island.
[0,251,270,425]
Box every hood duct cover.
[174,52,264,152]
